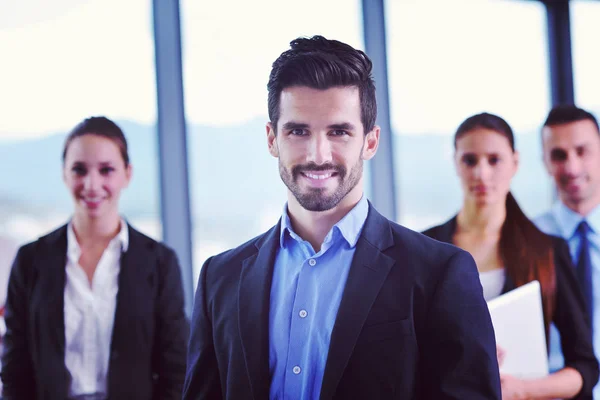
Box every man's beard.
[279,160,363,211]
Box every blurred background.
[1,0,598,315]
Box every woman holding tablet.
[423,112,598,399]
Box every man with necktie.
[535,105,600,398]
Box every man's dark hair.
[543,104,599,133]
[267,35,376,134]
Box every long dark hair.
[455,113,556,337]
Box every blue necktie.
[576,220,593,330]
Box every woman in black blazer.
[423,112,598,400]
[1,117,189,400]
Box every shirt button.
[293,366,301,375]
[299,310,308,318]
[308,259,317,266]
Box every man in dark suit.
[183,35,501,400]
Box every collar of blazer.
[425,215,458,243]
[238,201,397,400]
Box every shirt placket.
[283,245,317,398]
[95,249,116,387]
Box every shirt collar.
[585,204,600,235]
[551,201,599,238]
[279,195,369,249]
[67,219,129,260]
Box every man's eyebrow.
[281,121,309,130]
[327,122,356,131]
[550,148,567,156]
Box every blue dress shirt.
[535,202,600,398]
[268,196,369,400]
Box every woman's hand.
[497,345,506,367]
[497,347,531,400]
[496,346,583,399]
[500,373,530,400]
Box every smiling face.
[542,119,600,213]
[63,134,132,222]
[454,128,519,208]
[266,86,379,212]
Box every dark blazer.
[0,223,189,400]
[423,216,599,399]
[183,204,502,399]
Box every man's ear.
[540,128,553,175]
[361,125,380,161]
[267,122,279,158]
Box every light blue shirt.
[534,202,600,398]
[268,196,369,400]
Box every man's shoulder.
[381,220,480,304]
[385,218,469,268]
[204,224,278,271]
[532,208,560,236]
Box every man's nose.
[563,154,583,177]
[306,134,333,165]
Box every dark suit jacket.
[423,216,599,399]
[0,223,189,400]
[183,204,502,399]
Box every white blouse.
[64,220,128,398]
[479,268,506,302]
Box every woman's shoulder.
[421,215,457,244]
[125,222,177,260]
[17,224,68,254]
[541,232,578,287]
[542,233,571,263]
[8,224,68,280]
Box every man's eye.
[290,129,306,136]
[332,130,348,136]
[550,149,567,162]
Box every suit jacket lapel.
[34,225,69,398]
[38,226,68,354]
[320,205,396,400]
[109,226,154,385]
[238,223,280,400]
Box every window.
[572,0,600,114]
[385,0,551,231]
[181,0,365,286]
[0,0,161,270]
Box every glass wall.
[0,0,161,297]
[181,0,365,286]
[572,0,600,115]
[385,0,552,231]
